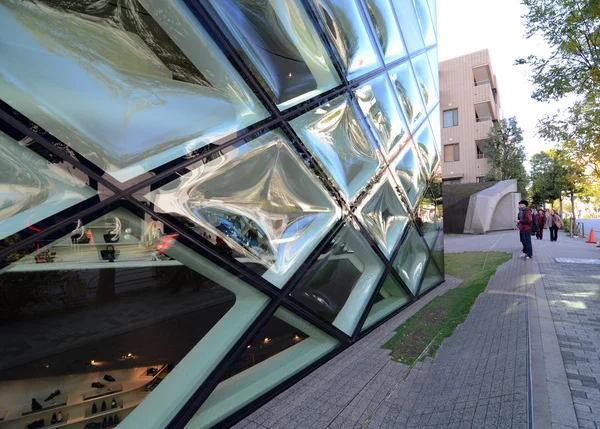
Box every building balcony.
[472,81,495,106]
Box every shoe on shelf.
[45,389,61,402]
[27,419,44,429]
[51,413,57,424]
[111,399,117,409]
[113,415,120,425]
[31,398,43,411]
[108,416,114,426]
[103,374,115,382]
[57,412,63,423]
[91,382,105,389]
[146,367,158,376]
[102,416,108,428]
[101,401,107,412]
[92,403,98,414]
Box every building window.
[477,146,486,159]
[443,178,461,184]
[476,176,485,183]
[443,108,458,128]
[444,143,459,162]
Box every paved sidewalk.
[234,229,600,429]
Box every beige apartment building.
[439,49,502,184]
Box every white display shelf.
[21,396,68,417]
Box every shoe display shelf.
[0,366,164,429]
[0,411,5,422]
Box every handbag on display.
[103,217,122,243]
[100,245,118,262]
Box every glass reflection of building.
[0,0,442,428]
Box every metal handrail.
[475,116,492,123]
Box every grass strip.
[381,251,512,365]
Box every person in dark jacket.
[517,200,533,259]
[536,208,546,240]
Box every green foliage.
[482,117,530,195]
[518,0,600,179]
[382,252,512,365]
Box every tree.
[530,151,561,205]
[483,117,529,195]
[517,0,600,177]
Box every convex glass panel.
[391,0,425,54]
[361,274,410,330]
[0,207,270,429]
[419,258,443,294]
[187,307,338,428]
[412,52,439,112]
[413,0,436,47]
[413,122,439,178]
[310,0,382,80]
[354,74,410,159]
[356,172,410,258]
[204,0,341,110]
[392,225,428,294]
[291,95,382,203]
[388,61,426,131]
[364,0,407,63]
[145,130,341,288]
[391,142,427,210]
[416,188,440,248]
[0,131,98,240]
[0,0,268,183]
[290,224,385,335]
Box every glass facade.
[0,0,441,428]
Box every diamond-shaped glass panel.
[413,0,436,47]
[361,274,410,331]
[0,130,98,240]
[290,223,385,335]
[412,52,439,112]
[414,121,439,178]
[354,74,410,159]
[416,188,440,249]
[393,225,428,294]
[145,130,341,288]
[388,61,426,132]
[311,0,382,80]
[391,142,427,210]
[419,258,443,294]
[0,207,270,429]
[364,0,407,63]
[428,0,437,32]
[187,307,338,428]
[429,104,441,152]
[0,0,268,183]
[427,47,440,93]
[291,95,382,203]
[203,0,341,110]
[357,173,410,258]
[433,232,444,276]
[391,0,425,54]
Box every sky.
[436,0,570,160]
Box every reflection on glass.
[392,142,426,210]
[145,130,341,288]
[429,104,441,152]
[354,75,410,158]
[393,226,428,294]
[419,258,443,294]
[388,61,426,131]
[186,307,338,429]
[204,0,340,110]
[290,95,382,202]
[413,0,436,47]
[311,0,381,80]
[414,122,439,178]
[364,0,407,63]
[427,47,440,93]
[433,231,444,276]
[362,274,409,330]
[391,0,425,54]
[0,0,268,183]
[0,131,97,240]
[290,224,385,334]
[0,207,270,429]
[416,188,440,248]
[412,53,439,112]
[357,173,409,258]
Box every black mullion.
[279,218,346,296]
[165,300,281,429]
[299,0,349,87]
[350,268,389,341]
[280,296,352,346]
[0,107,121,195]
[0,195,122,261]
[124,197,280,298]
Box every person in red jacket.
[536,208,546,240]
[517,200,533,259]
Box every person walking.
[536,209,546,240]
[548,208,562,242]
[517,200,533,260]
